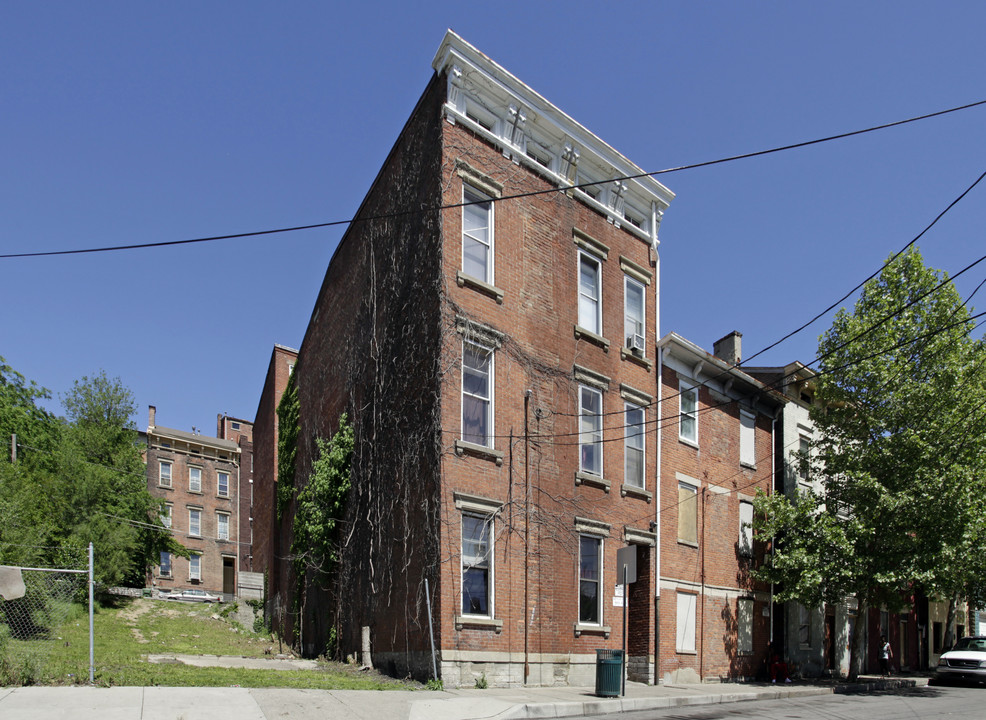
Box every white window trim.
[159,551,172,578]
[189,553,202,581]
[217,512,230,541]
[461,339,495,449]
[623,274,646,354]
[677,480,699,546]
[217,471,230,498]
[624,402,645,490]
[577,250,603,336]
[461,184,494,286]
[738,598,754,655]
[161,503,172,530]
[159,461,172,488]
[188,466,202,494]
[578,534,604,627]
[739,500,754,557]
[579,385,603,477]
[740,410,756,468]
[460,512,494,619]
[188,508,202,538]
[679,381,699,446]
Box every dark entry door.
[223,557,235,596]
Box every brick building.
[657,332,783,682]
[145,406,243,598]
[217,413,254,573]
[260,31,786,687]
[251,344,297,582]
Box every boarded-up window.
[739,500,754,556]
[678,482,698,544]
[738,598,754,654]
[676,592,697,653]
[740,410,756,467]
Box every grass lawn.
[1,596,417,690]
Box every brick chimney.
[148,405,156,428]
[713,331,743,366]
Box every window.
[679,382,698,445]
[676,592,697,653]
[578,251,602,335]
[738,598,754,654]
[161,503,172,529]
[740,410,756,467]
[624,403,645,488]
[217,472,229,497]
[231,421,240,431]
[462,185,493,284]
[624,275,645,351]
[579,535,602,624]
[461,341,493,447]
[579,386,603,476]
[678,482,698,545]
[159,461,172,488]
[799,604,811,646]
[159,552,171,577]
[461,514,492,616]
[739,500,754,556]
[189,466,202,493]
[189,509,201,538]
[189,553,201,581]
[798,436,811,482]
[217,512,229,541]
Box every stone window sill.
[574,325,610,352]
[678,540,698,549]
[621,484,652,502]
[455,439,504,466]
[620,347,653,370]
[457,271,504,304]
[576,471,610,492]
[574,623,611,638]
[455,615,503,633]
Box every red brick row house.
[254,30,786,686]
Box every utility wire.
[2,99,983,260]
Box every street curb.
[496,686,836,719]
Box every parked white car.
[936,636,986,684]
[165,588,222,603]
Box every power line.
[2,99,983,260]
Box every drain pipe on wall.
[769,412,777,650]
[655,345,663,685]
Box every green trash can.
[594,648,623,697]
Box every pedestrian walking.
[879,634,893,676]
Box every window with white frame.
[738,598,754,654]
[624,402,645,488]
[462,341,493,447]
[740,410,756,467]
[159,552,171,577]
[189,508,201,538]
[739,500,754,556]
[579,535,602,624]
[217,471,229,497]
[161,503,172,529]
[624,275,645,352]
[189,466,202,493]
[798,435,811,482]
[461,514,493,616]
[217,512,229,541]
[189,553,201,581]
[578,251,602,335]
[678,481,698,545]
[159,460,172,488]
[462,185,493,284]
[679,382,698,445]
[579,386,603,476]
[676,591,697,653]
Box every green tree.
[754,248,986,678]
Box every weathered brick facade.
[257,31,786,688]
[217,414,254,573]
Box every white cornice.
[432,31,674,248]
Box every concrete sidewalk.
[0,677,928,720]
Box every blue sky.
[2,2,984,433]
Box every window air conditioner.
[628,334,646,355]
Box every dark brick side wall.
[284,75,447,664]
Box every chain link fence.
[0,543,93,684]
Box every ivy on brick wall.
[275,371,299,521]
[291,413,353,580]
